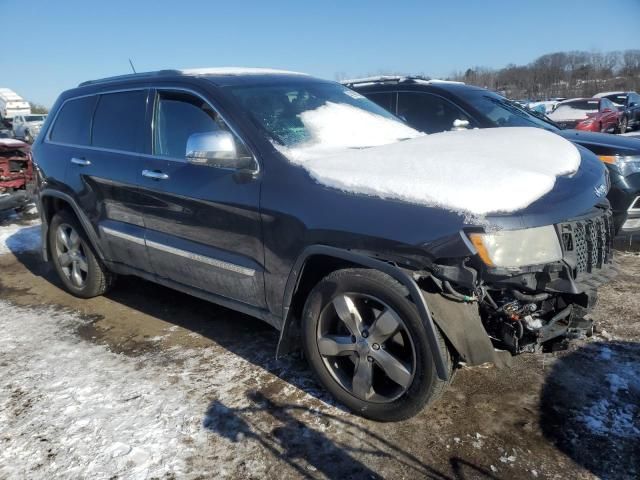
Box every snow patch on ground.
[574,345,640,439]
[280,126,581,216]
[0,219,41,255]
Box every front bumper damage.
[421,208,616,366]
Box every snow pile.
[0,220,41,255]
[280,124,581,215]
[181,67,307,76]
[282,102,422,159]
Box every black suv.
[346,76,640,234]
[34,69,614,421]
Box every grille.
[559,210,614,277]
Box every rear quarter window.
[92,90,147,152]
[49,96,97,145]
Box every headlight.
[468,225,563,268]
[598,155,640,176]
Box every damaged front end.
[0,139,34,212]
[419,207,615,364]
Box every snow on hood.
[279,126,581,216]
[549,106,597,122]
[279,102,422,160]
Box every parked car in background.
[34,68,613,421]
[594,91,640,132]
[0,138,33,212]
[12,114,47,143]
[0,128,14,139]
[548,98,620,132]
[527,100,561,115]
[0,88,31,123]
[345,76,640,233]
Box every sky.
[1,0,639,107]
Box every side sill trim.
[100,226,146,246]
[145,239,256,277]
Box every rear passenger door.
[55,89,152,273]
[138,88,265,308]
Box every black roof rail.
[78,70,182,87]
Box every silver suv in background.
[12,114,47,143]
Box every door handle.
[142,169,169,180]
[71,157,91,166]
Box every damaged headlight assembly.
[468,225,563,269]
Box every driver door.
[138,89,266,308]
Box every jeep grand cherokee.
[33,68,614,421]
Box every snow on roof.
[593,91,625,98]
[279,123,581,216]
[179,67,308,76]
[341,75,465,86]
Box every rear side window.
[92,90,147,152]
[49,96,97,145]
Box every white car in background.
[12,114,47,143]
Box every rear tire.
[48,210,114,298]
[301,268,452,421]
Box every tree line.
[451,49,640,100]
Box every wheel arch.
[39,189,105,262]
[276,245,449,380]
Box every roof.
[78,67,309,87]
[341,75,465,88]
[0,138,29,151]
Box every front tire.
[302,268,452,421]
[48,210,114,298]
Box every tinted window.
[366,92,396,113]
[604,94,627,106]
[49,96,97,145]
[397,92,473,133]
[154,91,245,159]
[92,90,147,152]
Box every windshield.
[458,90,557,130]
[603,94,627,106]
[24,115,46,122]
[227,81,418,149]
[556,100,599,111]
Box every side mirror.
[452,119,470,130]
[186,131,256,171]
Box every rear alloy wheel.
[302,268,452,421]
[49,210,114,298]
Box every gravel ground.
[0,209,638,480]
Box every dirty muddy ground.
[0,210,638,480]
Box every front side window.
[92,90,147,152]
[397,92,474,134]
[49,95,97,145]
[604,94,627,106]
[153,91,248,159]
[366,92,396,113]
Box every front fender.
[277,245,450,380]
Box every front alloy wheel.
[302,268,452,421]
[317,293,416,403]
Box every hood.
[279,127,587,219]
[558,129,640,156]
[0,138,30,153]
[486,146,608,229]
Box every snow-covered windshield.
[228,81,420,152]
[459,90,557,130]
